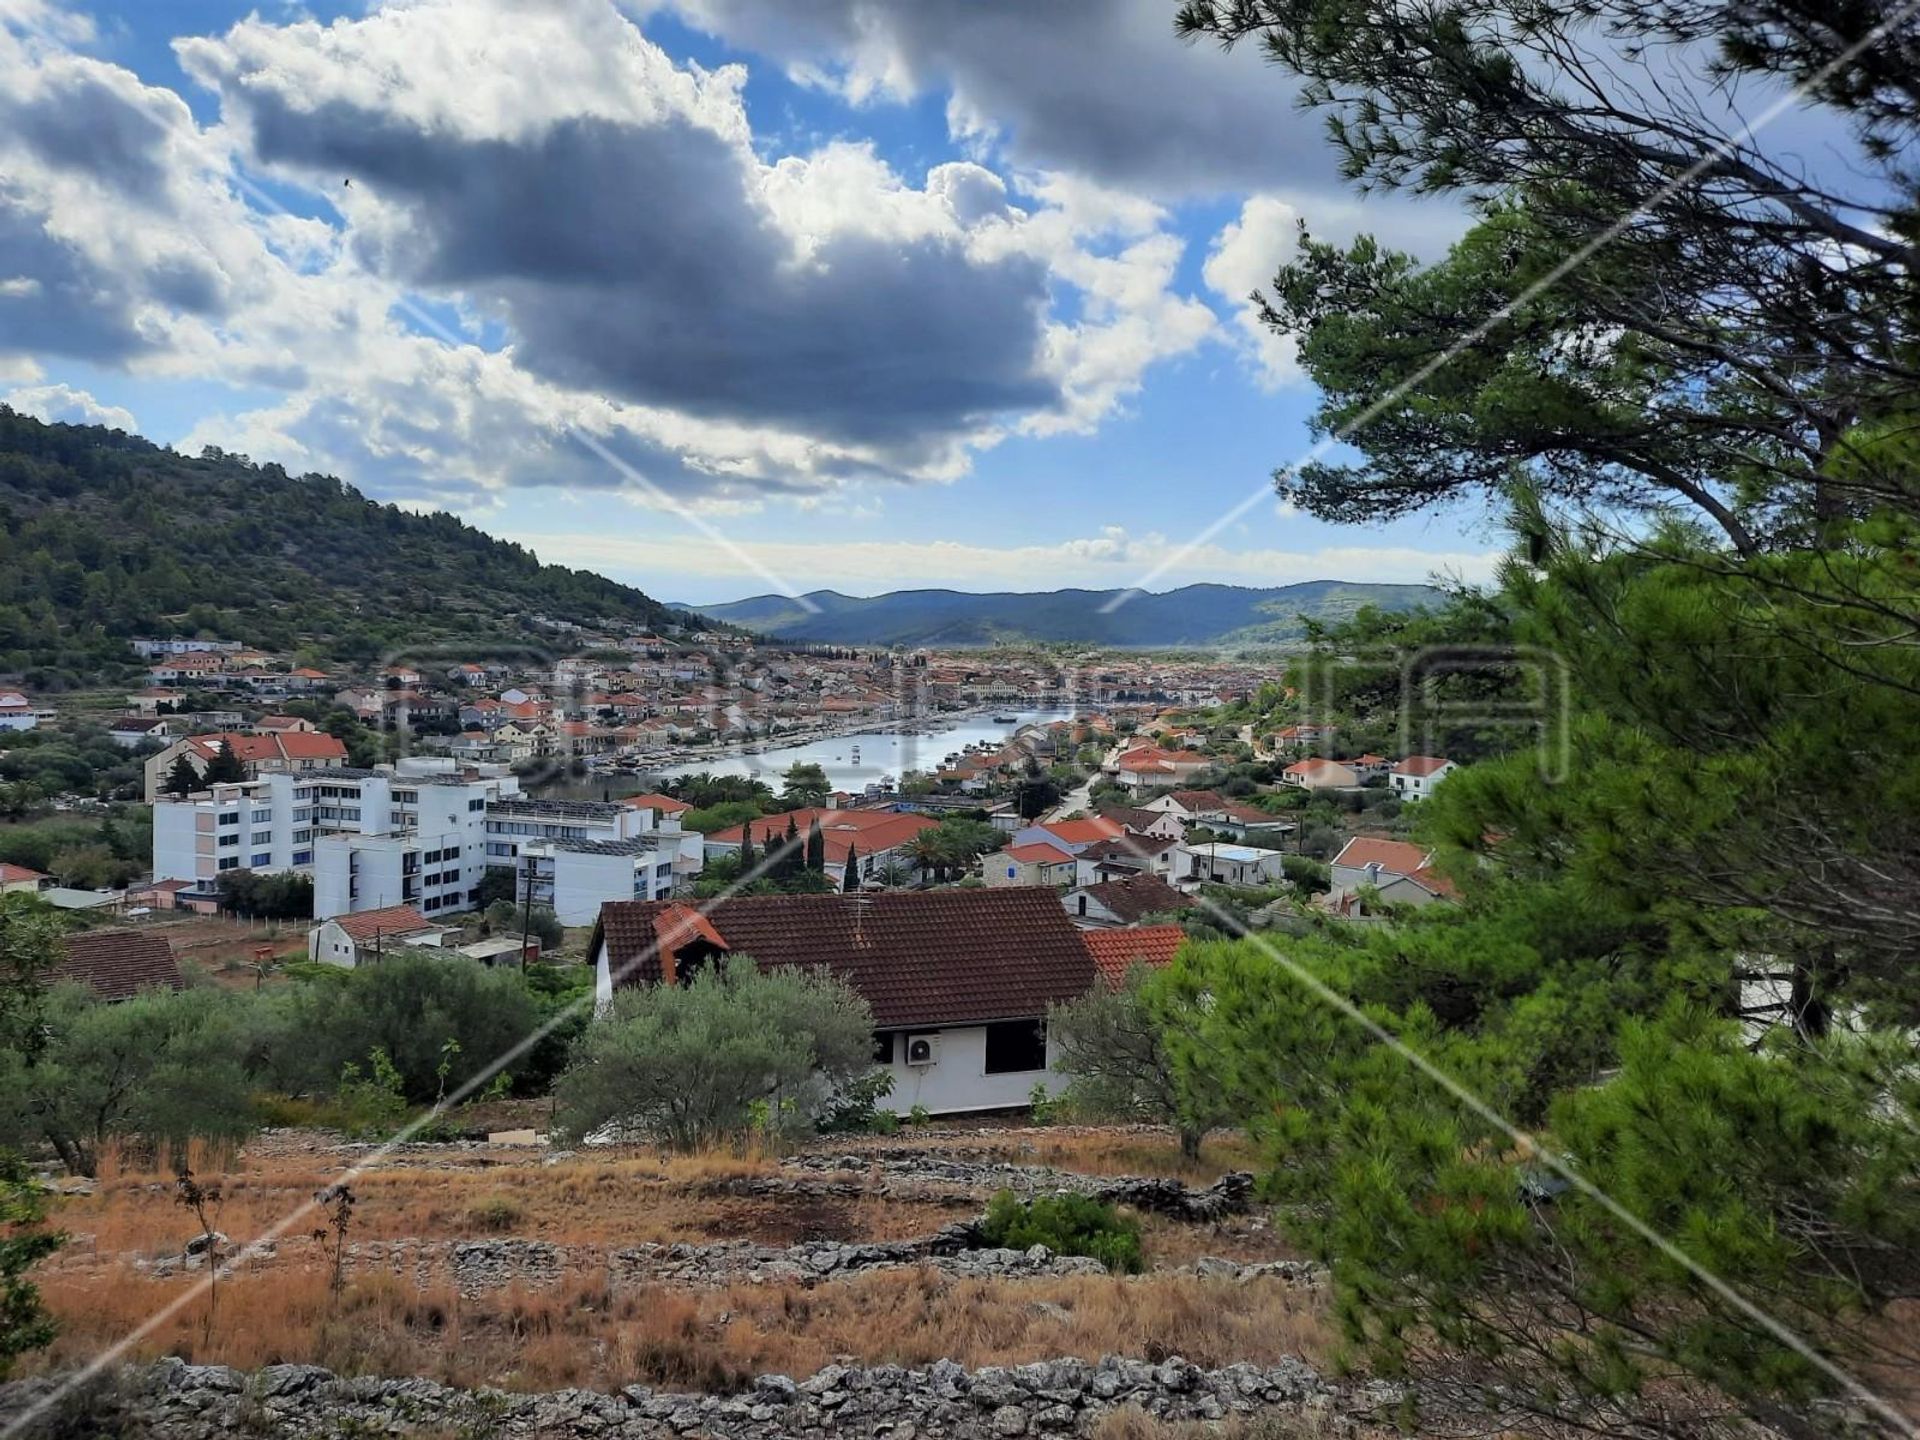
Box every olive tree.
[1049,966,1227,1160]
[553,956,878,1149]
[0,984,256,1177]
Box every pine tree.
[163,751,202,797]
[201,741,246,785]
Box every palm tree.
[905,832,949,885]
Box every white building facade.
[152,762,703,922]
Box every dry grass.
[845,1126,1264,1183]
[1092,1406,1356,1440]
[29,1263,1330,1395]
[58,1144,950,1256]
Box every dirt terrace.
[26,1126,1323,1397]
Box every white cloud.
[0,0,1220,512]
[519,524,1502,596]
[4,381,136,430]
[1204,195,1304,389]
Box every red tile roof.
[1038,816,1124,847]
[185,732,348,765]
[1332,837,1432,877]
[1082,925,1186,987]
[595,888,1095,1027]
[55,929,184,1000]
[1393,755,1453,777]
[0,862,49,885]
[715,808,939,864]
[330,905,437,944]
[620,793,691,815]
[1006,841,1075,865]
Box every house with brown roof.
[1062,873,1196,928]
[306,904,453,968]
[1075,832,1182,885]
[54,929,184,1000]
[590,888,1096,1116]
[1329,837,1456,909]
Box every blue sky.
[0,0,1500,604]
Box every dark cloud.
[650,0,1337,199]
[194,47,1062,451]
[0,188,157,361]
[0,46,232,365]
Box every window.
[983,1020,1047,1075]
[218,833,238,848]
[251,830,273,847]
[292,851,312,866]
[217,856,240,871]
[218,812,239,826]
[252,853,272,867]
[872,1031,894,1065]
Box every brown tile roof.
[1082,925,1186,988]
[595,888,1095,1027]
[331,905,437,944]
[1073,874,1195,923]
[1080,833,1177,861]
[54,929,184,1000]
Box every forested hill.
[0,409,685,685]
[687,580,1442,648]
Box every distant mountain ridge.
[682,581,1442,647]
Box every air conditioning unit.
[904,1033,941,1068]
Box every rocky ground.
[5,1125,1361,1438]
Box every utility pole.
[518,853,535,972]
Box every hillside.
[686,580,1442,647]
[0,409,686,683]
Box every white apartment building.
[151,762,702,922]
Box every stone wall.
[1,1355,1402,1440]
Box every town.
[0,0,1911,1435]
[4,626,1460,946]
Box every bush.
[979,1190,1143,1274]
[463,1195,524,1233]
[553,955,879,1150]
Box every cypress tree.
[806,819,826,872]
[737,822,756,874]
[842,842,861,893]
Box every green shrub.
[463,1195,523,1233]
[979,1190,1143,1273]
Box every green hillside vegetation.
[688,580,1439,647]
[0,409,686,688]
